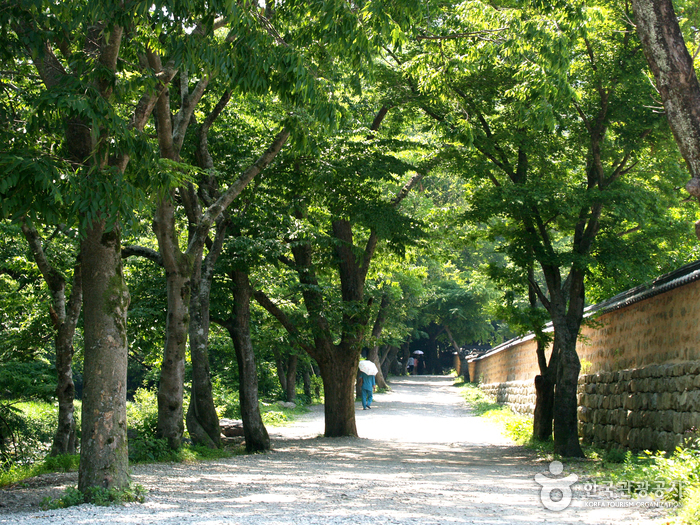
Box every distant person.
[407,356,415,374]
[358,371,376,410]
[416,356,422,375]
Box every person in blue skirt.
[358,371,376,410]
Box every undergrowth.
[41,483,146,509]
[2,385,315,487]
[0,453,79,487]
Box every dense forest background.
[1,0,699,494]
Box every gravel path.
[0,376,668,524]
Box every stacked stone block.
[479,380,536,416]
[578,361,700,452]
[478,360,700,452]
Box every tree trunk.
[186,251,220,448]
[318,348,360,437]
[368,294,390,389]
[552,323,584,457]
[302,365,312,400]
[52,266,81,456]
[154,194,192,450]
[532,372,555,442]
[20,222,82,456]
[380,345,397,377]
[284,355,298,402]
[401,339,411,375]
[227,271,269,452]
[78,222,130,492]
[631,0,700,207]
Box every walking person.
[407,356,415,374]
[358,370,376,410]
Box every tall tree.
[255,132,427,436]
[399,0,690,455]
[0,0,180,493]
[631,0,700,223]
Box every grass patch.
[128,438,243,464]
[0,453,79,488]
[457,381,537,447]
[41,483,146,509]
[260,401,310,427]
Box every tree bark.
[631,0,700,206]
[185,220,226,448]
[154,192,192,449]
[52,260,81,457]
[225,271,270,452]
[318,346,360,437]
[552,324,584,457]
[20,223,83,456]
[78,221,130,492]
[284,355,298,402]
[302,365,312,400]
[532,363,555,441]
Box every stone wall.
[479,380,535,416]
[467,261,700,452]
[469,271,700,385]
[476,361,700,451]
[579,362,700,451]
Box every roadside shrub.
[128,436,172,463]
[42,453,79,472]
[679,485,700,525]
[126,387,158,437]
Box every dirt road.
[0,375,667,524]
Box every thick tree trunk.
[78,222,130,492]
[533,372,555,442]
[631,0,700,206]
[552,323,584,457]
[154,194,192,450]
[227,271,269,452]
[186,261,220,448]
[318,348,360,437]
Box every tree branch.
[121,245,164,267]
[253,290,315,356]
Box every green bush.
[0,361,56,402]
[212,378,241,419]
[679,485,700,525]
[126,388,158,437]
[42,453,79,472]
[128,436,172,463]
[0,400,59,466]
